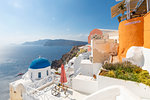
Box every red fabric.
[60,64,67,83]
[88,45,91,52]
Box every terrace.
[111,0,150,22]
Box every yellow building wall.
[118,17,144,61]
[10,84,25,100]
[144,12,150,48]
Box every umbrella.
[60,64,67,84]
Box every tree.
[118,16,121,23]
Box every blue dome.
[29,58,50,69]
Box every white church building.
[9,57,52,100]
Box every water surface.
[0,45,72,100]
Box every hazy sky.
[0,0,119,45]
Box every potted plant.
[118,16,121,23]
[98,62,150,98]
[118,3,126,16]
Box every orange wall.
[118,17,144,60]
[144,12,150,48]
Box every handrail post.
[147,0,150,12]
[126,0,130,19]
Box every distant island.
[22,39,88,46]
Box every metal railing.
[28,75,53,89]
[135,0,145,11]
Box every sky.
[0,0,119,45]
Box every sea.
[0,45,72,100]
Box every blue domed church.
[9,57,52,100]
[28,57,51,80]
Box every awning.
[111,0,140,18]
[135,0,147,15]
[111,0,125,18]
[121,14,127,20]
[130,0,140,11]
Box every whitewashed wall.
[67,57,76,68]
[80,60,93,76]
[84,85,140,100]
[98,76,150,99]
[109,36,119,43]
[28,66,51,80]
[92,63,102,75]
[126,46,144,67]
[80,60,101,76]
[143,47,150,72]
[91,39,93,57]
[72,75,98,94]
[23,94,39,100]
[126,46,150,72]
[74,54,82,75]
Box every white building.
[101,29,119,43]
[125,46,150,73]
[9,45,150,100]
[9,57,52,100]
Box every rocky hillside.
[51,46,80,69]
[22,39,87,46]
[44,39,87,46]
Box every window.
[38,72,41,78]
[71,62,74,66]
[31,72,32,79]
[47,70,49,76]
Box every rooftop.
[111,0,148,20]
[29,58,50,69]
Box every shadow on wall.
[125,46,144,67]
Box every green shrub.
[72,52,77,57]
[75,48,87,57]
[106,70,116,77]
[100,62,150,86]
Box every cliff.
[51,46,80,69]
